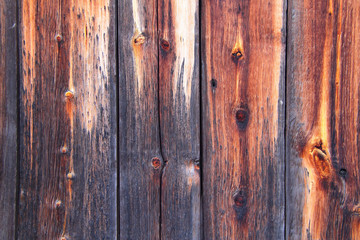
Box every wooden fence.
[1,0,360,239]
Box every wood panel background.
[0,0,360,239]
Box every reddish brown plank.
[201,0,287,238]
[0,0,17,239]
[158,0,201,239]
[18,1,117,239]
[286,1,360,239]
[118,0,162,239]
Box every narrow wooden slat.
[18,1,116,239]
[286,1,360,238]
[0,0,17,239]
[118,0,161,239]
[201,0,286,238]
[158,0,200,239]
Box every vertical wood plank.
[0,0,17,239]
[18,1,117,239]
[201,0,286,239]
[286,1,360,239]
[118,0,161,239]
[158,0,200,239]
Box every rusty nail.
[67,172,75,180]
[160,39,170,51]
[152,157,161,169]
[55,34,63,42]
[61,146,68,154]
[55,200,62,208]
[134,33,146,45]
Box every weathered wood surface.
[286,0,360,239]
[201,0,287,239]
[118,0,162,239]
[158,0,201,239]
[18,1,117,239]
[0,0,17,239]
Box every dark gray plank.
[158,0,201,239]
[18,1,116,239]
[118,0,162,239]
[0,0,17,239]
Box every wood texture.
[0,0,17,239]
[118,0,161,239]
[158,0,201,239]
[201,0,286,239]
[18,1,117,239]
[286,1,360,239]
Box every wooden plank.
[201,0,286,239]
[118,0,161,239]
[0,0,17,239]
[18,1,117,239]
[286,0,360,239]
[158,0,200,239]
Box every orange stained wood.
[202,0,286,239]
[287,0,360,239]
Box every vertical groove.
[199,0,204,238]
[156,0,165,239]
[15,0,21,238]
[284,0,289,239]
[115,0,120,239]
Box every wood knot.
[310,139,331,179]
[160,39,170,51]
[210,79,217,89]
[231,48,243,62]
[151,157,161,169]
[65,90,74,100]
[235,106,249,130]
[339,168,347,178]
[134,33,146,45]
[233,189,247,221]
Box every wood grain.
[286,0,360,239]
[201,0,287,239]
[18,1,117,239]
[158,0,201,239]
[118,0,162,239]
[0,0,17,239]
